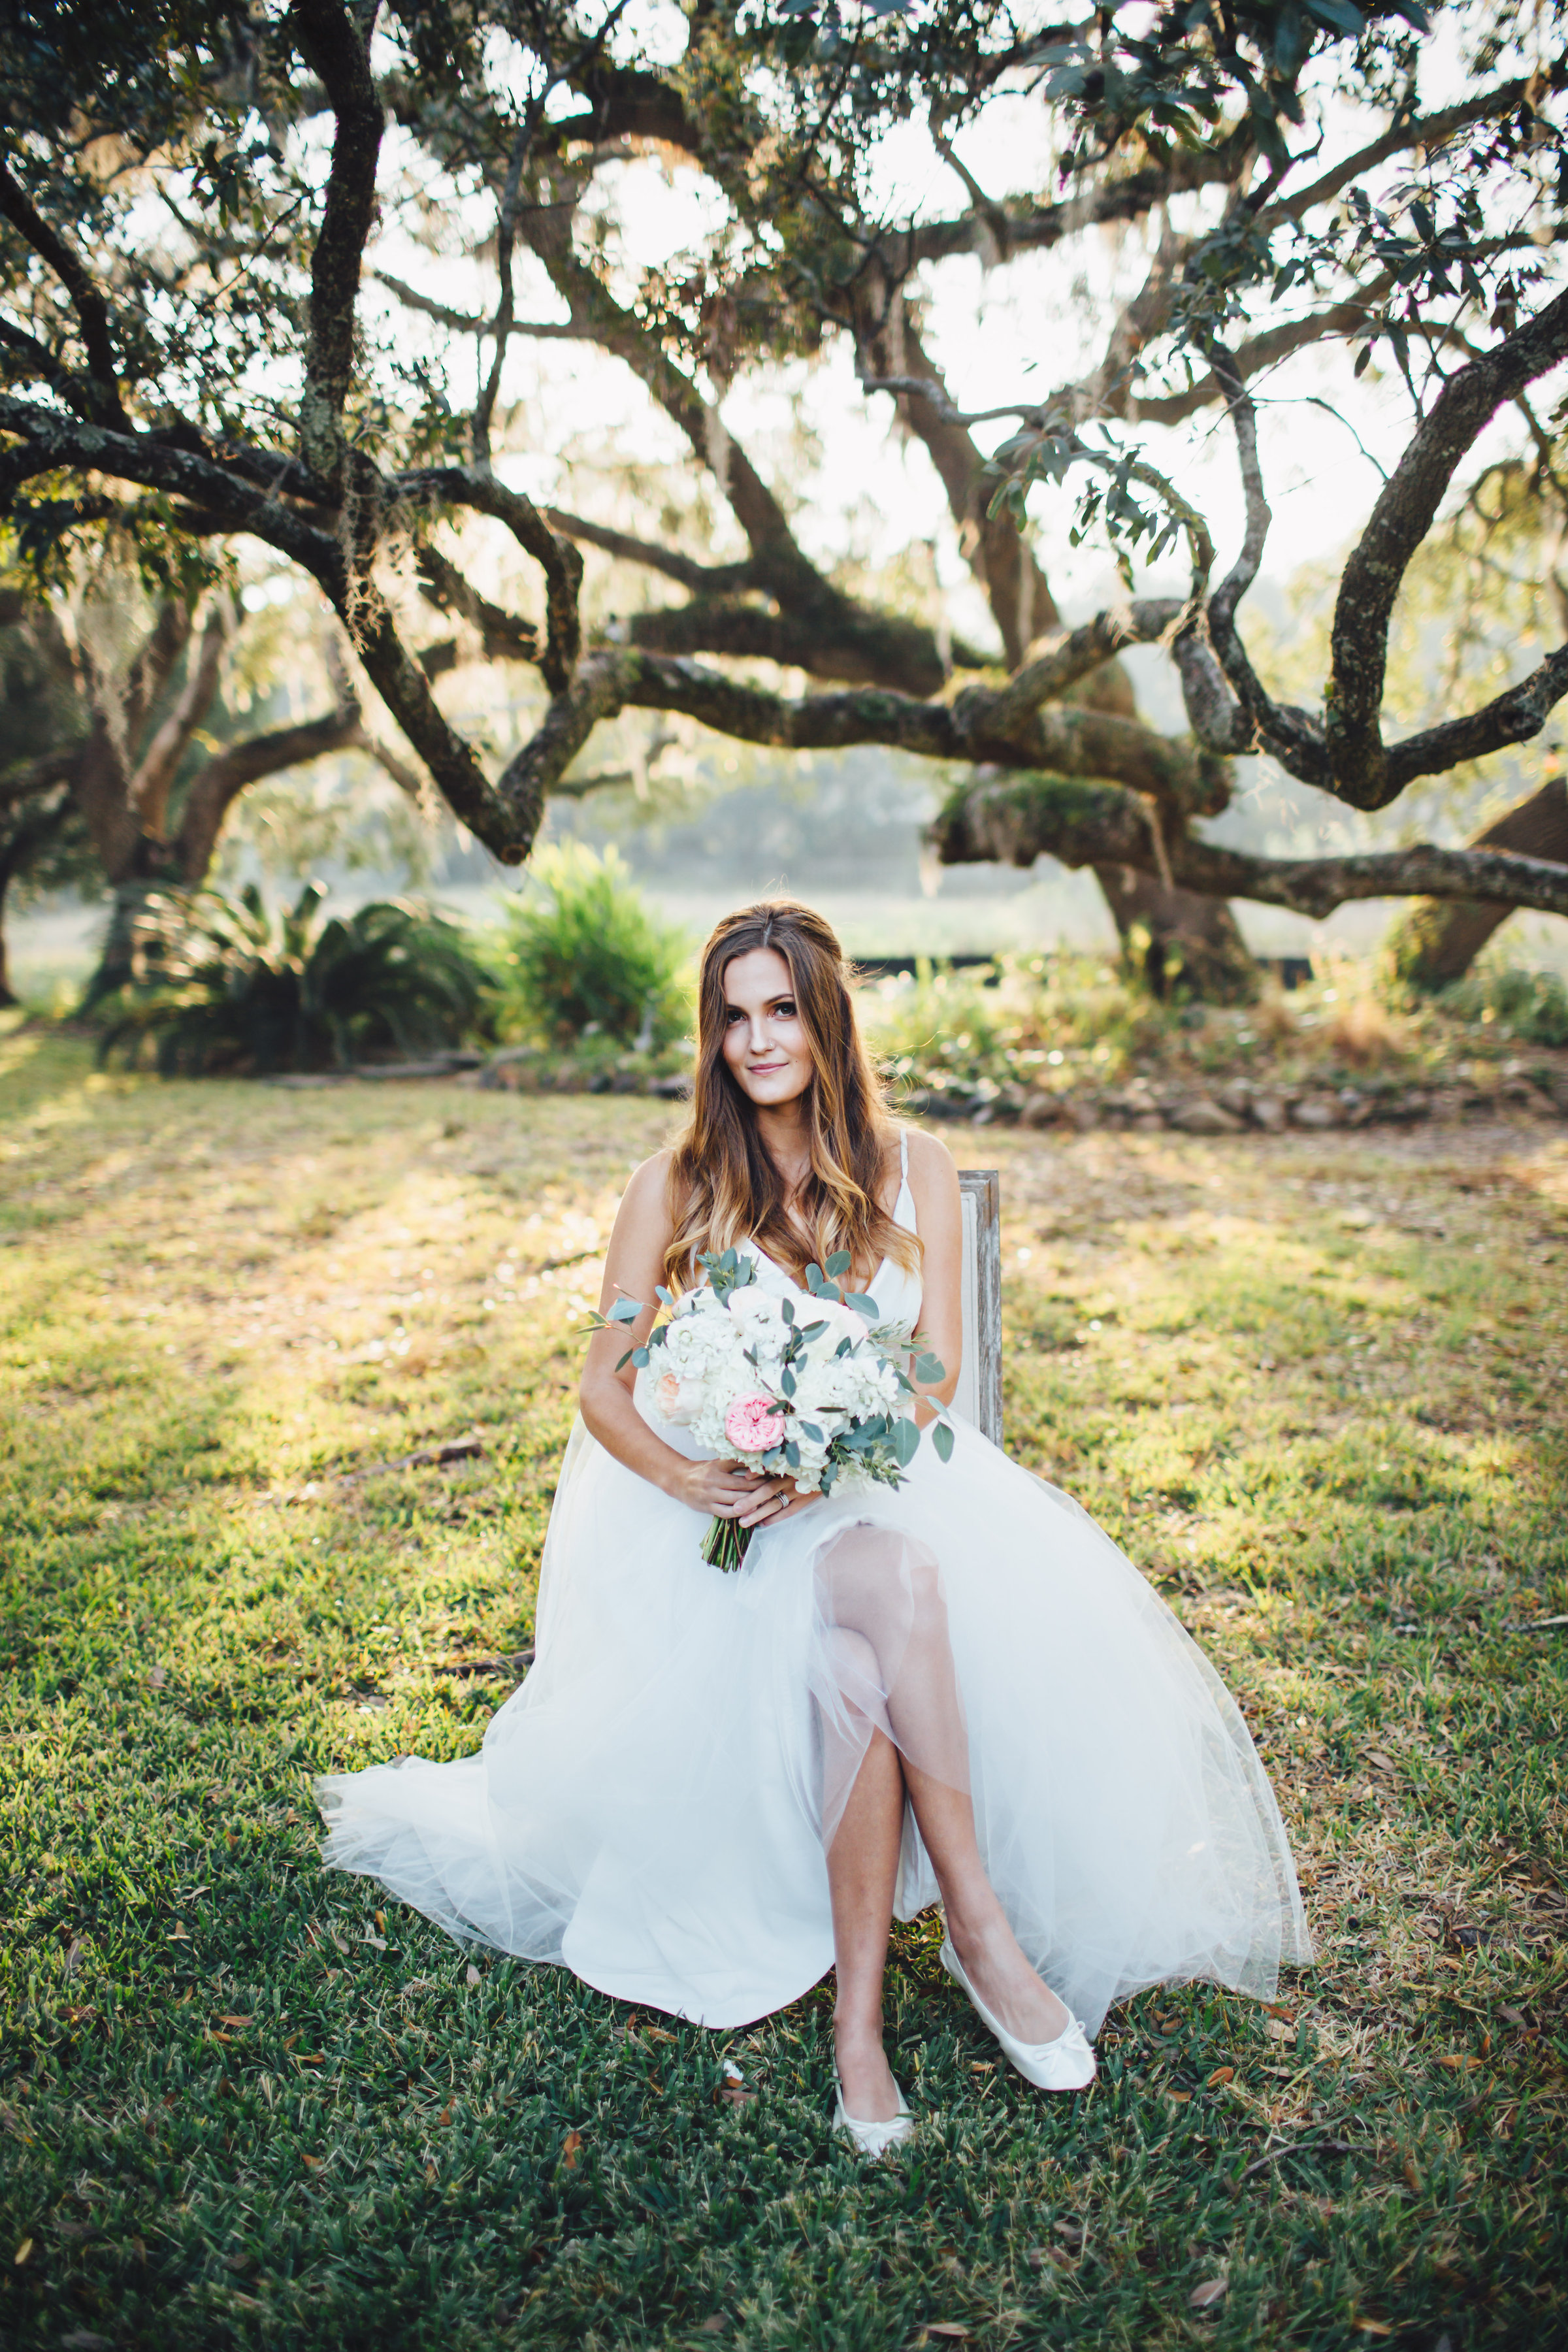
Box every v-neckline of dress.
[745,1166,916,1299]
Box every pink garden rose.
[724,1394,786,1452]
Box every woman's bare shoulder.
[615,1149,678,1226]
[900,1124,960,1192]
[900,1123,954,1173]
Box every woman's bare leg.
[900,1761,1072,2042]
[823,1529,1073,2044]
[825,1701,905,2122]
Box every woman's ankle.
[832,2009,886,2056]
[942,1889,1010,1959]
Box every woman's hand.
[736,1476,825,1531]
[670,1457,825,1531]
[672,1456,773,1519]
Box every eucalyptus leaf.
[932,1418,955,1462]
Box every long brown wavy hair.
[664,900,919,1292]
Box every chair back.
[956,1168,1002,1443]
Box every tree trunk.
[866,312,1256,994]
[1386,776,1568,990]
[0,864,17,1007]
[84,872,176,1005]
[1095,862,1259,1002]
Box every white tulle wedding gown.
[317,1144,1311,2031]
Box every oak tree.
[3,0,1567,990]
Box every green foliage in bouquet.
[95,883,489,1077]
[493,847,689,1049]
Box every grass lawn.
[2,1022,1565,2352]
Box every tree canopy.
[4,0,1568,973]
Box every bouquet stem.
[701,1514,753,1573]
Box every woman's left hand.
[736,1478,824,1531]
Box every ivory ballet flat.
[939,1938,1097,2092]
[831,2061,915,2159]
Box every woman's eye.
[773,1002,796,1019]
[724,1007,745,1024]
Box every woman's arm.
[580,1154,773,1522]
[902,1127,963,1420]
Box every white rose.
[796,1296,868,1356]
[653,1369,699,1424]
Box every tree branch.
[0,743,83,811]
[128,598,230,835]
[1330,284,1568,806]
[399,465,580,691]
[173,698,363,880]
[1199,335,1325,770]
[287,0,385,479]
[525,235,832,606]
[372,268,587,340]
[930,770,1568,920]
[544,506,757,594]
[1254,75,1562,237]
[0,161,131,430]
[0,395,350,583]
[413,545,540,668]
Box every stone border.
[904,1069,1568,1132]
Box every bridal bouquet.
[598,1248,953,1571]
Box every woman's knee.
[819,1526,945,1628]
[826,1625,881,1695]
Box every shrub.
[860,953,1171,1094]
[96,883,489,1075]
[493,846,689,1047]
[1439,955,1568,1048]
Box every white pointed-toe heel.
[939,1938,1096,2093]
[831,2061,915,2159]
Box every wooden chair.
[956,1168,1002,1443]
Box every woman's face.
[719,947,815,1112]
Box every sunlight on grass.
[2,1037,1565,2349]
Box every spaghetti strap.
[899,1127,909,1181]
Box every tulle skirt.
[316,1399,1311,2032]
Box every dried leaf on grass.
[1190,2279,1227,2310]
[561,2129,582,2167]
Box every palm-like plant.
[97,883,488,1076]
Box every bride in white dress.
[318,900,1311,2155]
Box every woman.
[318,902,1311,2157]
